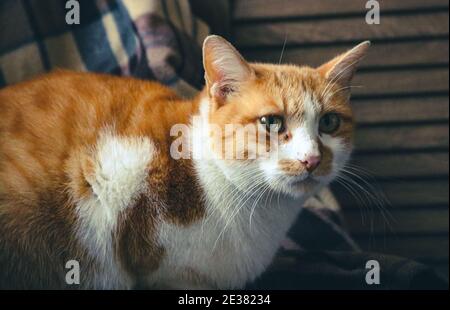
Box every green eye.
[260,115,285,133]
[319,113,341,134]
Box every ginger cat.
[0,36,369,289]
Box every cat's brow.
[322,103,352,119]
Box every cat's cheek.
[318,135,352,180]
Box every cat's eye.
[259,115,285,133]
[319,113,341,134]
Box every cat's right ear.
[318,41,370,91]
[203,35,254,106]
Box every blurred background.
[0,0,448,285]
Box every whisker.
[336,177,367,224]
[212,177,268,250]
[320,58,362,100]
[278,33,288,65]
[339,170,396,234]
[249,182,273,231]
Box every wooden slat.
[352,68,448,96]
[190,0,231,36]
[354,236,449,261]
[435,263,449,281]
[350,152,449,178]
[344,208,449,234]
[333,179,449,208]
[355,123,449,152]
[242,40,449,68]
[234,12,449,47]
[352,96,449,124]
[234,0,449,20]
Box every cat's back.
[0,71,186,288]
[0,70,178,196]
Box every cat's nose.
[300,155,321,172]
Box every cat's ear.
[318,41,370,88]
[203,35,254,105]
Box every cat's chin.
[290,176,320,188]
[273,176,324,199]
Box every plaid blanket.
[0,0,209,97]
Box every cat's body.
[0,36,369,289]
[0,72,199,289]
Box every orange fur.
[0,36,368,288]
[0,71,204,288]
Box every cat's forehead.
[253,64,326,118]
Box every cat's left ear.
[318,41,370,89]
[203,35,254,106]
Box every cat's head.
[198,35,369,198]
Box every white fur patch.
[281,91,321,162]
[286,126,320,162]
[75,132,155,288]
[88,133,154,208]
[154,161,304,289]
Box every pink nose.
[301,155,321,172]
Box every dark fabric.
[249,250,448,290]
[288,207,360,252]
[189,0,231,38]
[248,197,448,290]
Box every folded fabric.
[256,191,448,290]
[248,250,448,290]
[0,0,209,97]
